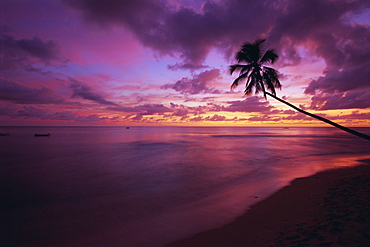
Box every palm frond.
[255,39,266,45]
[236,50,253,63]
[237,39,266,63]
[260,49,278,64]
[260,81,267,98]
[253,71,266,98]
[244,86,253,95]
[254,76,262,95]
[263,73,277,96]
[231,72,249,89]
[244,75,256,95]
[239,64,253,76]
[229,64,245,75]
[243,39,266,50]
[263,66,282,90]
[263,66,279,77]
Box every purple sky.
[1,0,370,126]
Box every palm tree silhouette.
[230,39,370,141]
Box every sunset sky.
[1,0,370,126]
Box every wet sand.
[167,159,370,247]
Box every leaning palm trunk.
[265,92,370,141]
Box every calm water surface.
[1,126,370,246]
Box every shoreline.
[167,159,370,247]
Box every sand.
[167,159,370,247]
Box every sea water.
[1,126,370,247]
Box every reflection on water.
[1,126,369,247]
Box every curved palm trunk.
[265,92,370,141]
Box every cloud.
[108,104,173,115]
[205,114,227,121]
[246,115,278,122]
[63,0,275,67]
[224,97,274,113]
[172,108,189,117]
[65,0,370,116]
[131,114,143,121]
[309,90,370,110]
[188,114,238,122]
[0,78,64,104]
[268,1,370,110]
[15,106,49,118]
[304,64,370,95]
[9,106,114,122]
[65,0,369,70]
[332,111,370,120]
[0,33,63,70]
[279,109,297,115]
[303,23,370,100]
[167,63,208,71]
[189,116,204,122]
[69,79,118,106]
[159,98,274,117]
[0,105,15,116]
[161,69,221,94]
[280,113,310,121]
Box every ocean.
[1,126,370,247]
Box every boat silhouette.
[34,133,51,137]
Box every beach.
[167,159,370,247]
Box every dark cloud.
[332,111,370,120]
[303,23,370,99]
[268,0,370,110]
[279,109,297,115]
[304,64,370,95]
[246,115,278,122]
[206,102,224,112]
[0,78,64,104]
[108,104,173,115]
[161,69,221,94]
[162,98,274,116]
[280,113,310,121]
[63,0,275,67]
[64,0,166,30]
[15,106,49,119]
[188,114,238,122]
[0,33,62,70]
[63,0,172,54]
[190,116,204,122]
[224,97,274,113]
[172,108,189,117]
[65,0,368,67]
[131,114,143,121]
[205,114,227,121]
[309,90,370,110]
[69,79,118,106]
[167,63,208,71]
[0,106,15,116]
[13,106,111,122]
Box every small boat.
[126,127,130,129]
[34,133,51,137]
[0,133,10,136]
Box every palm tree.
[230,39,370,141]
